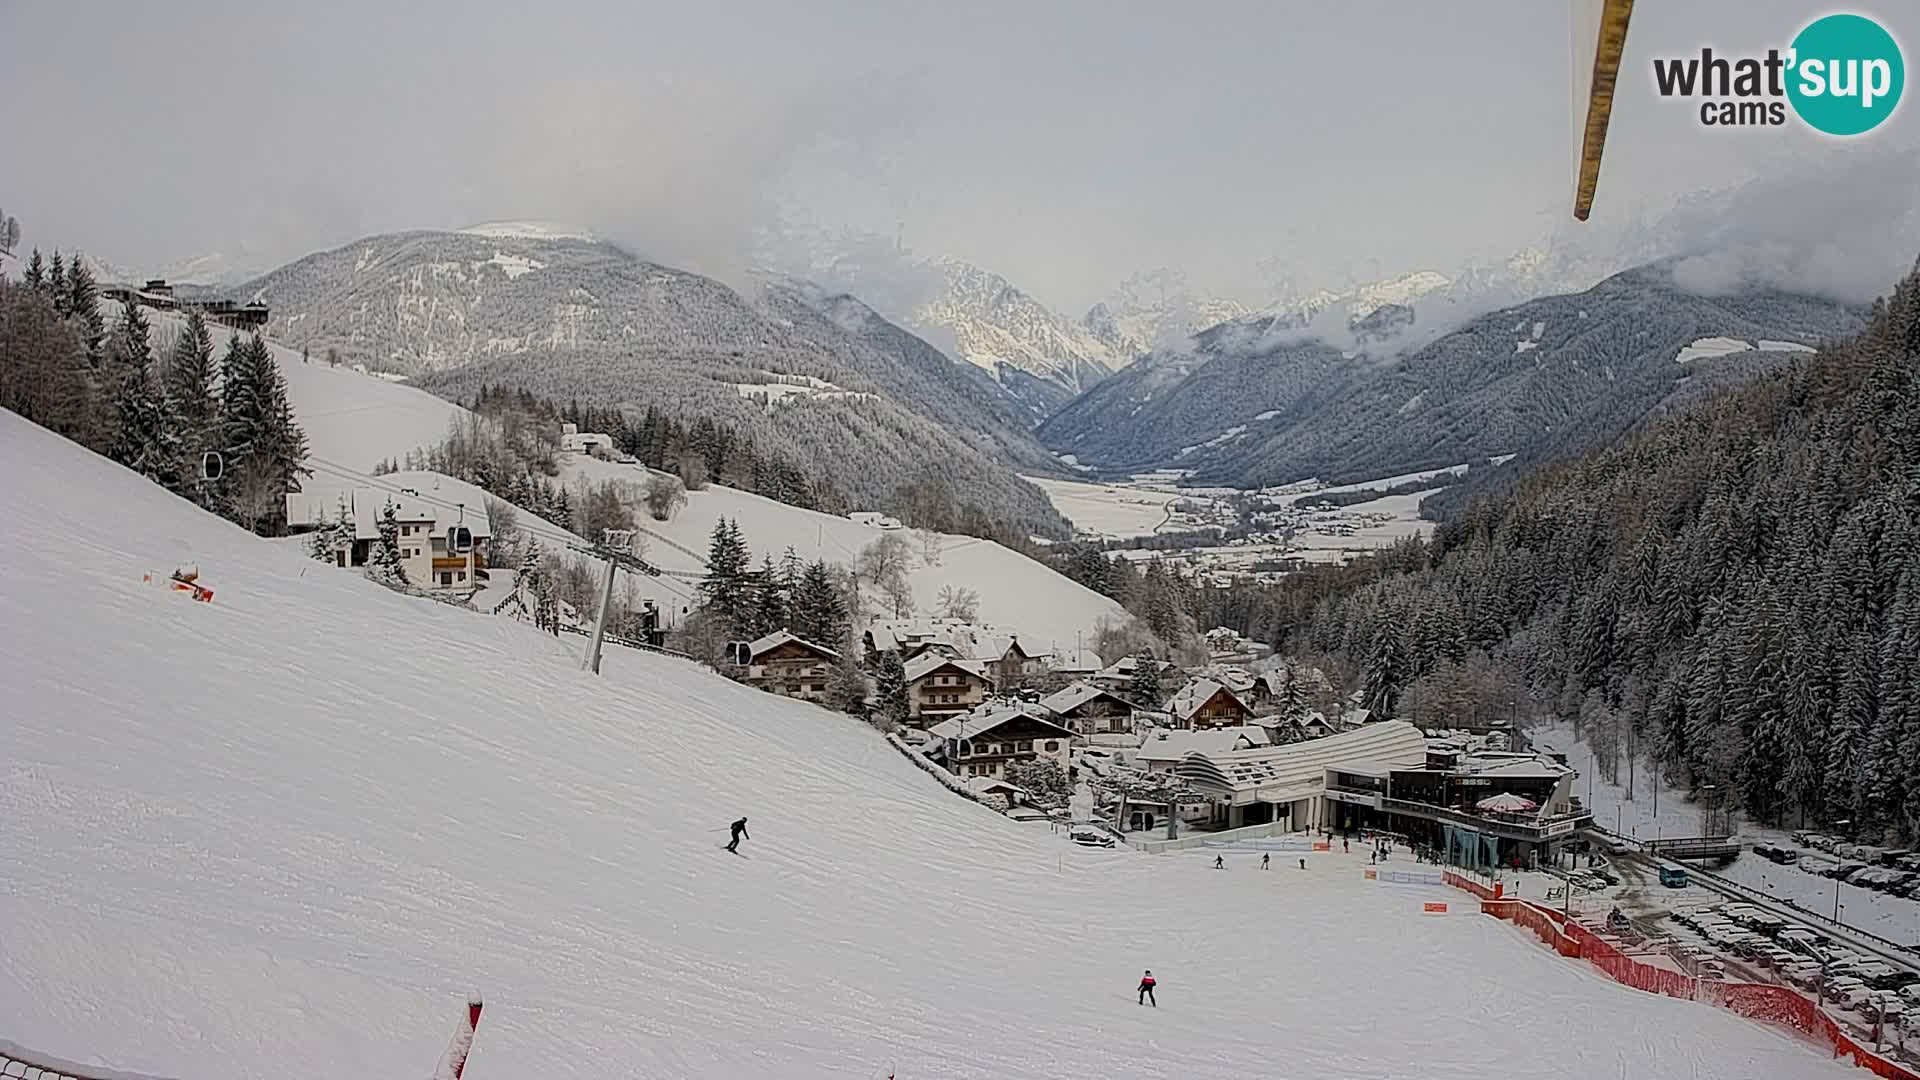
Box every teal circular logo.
[1787,14,1904,135]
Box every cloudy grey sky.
[3,1,1914,311]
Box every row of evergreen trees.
[696,518,851,649]
[3,246,308,533]
[1236,260,1920,842]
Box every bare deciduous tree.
[859,533,915,618]
[936,584,980,622]
[916,528,943,566]
[646,472,688,521]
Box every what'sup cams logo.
[1653,12,1904,134]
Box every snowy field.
[1023,475,1179,539]
[571,455,1129,652]
[0,412,1855,1080]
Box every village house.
[1039,681,1137,736]
[1091,654,1174,693]
[745,630,839,704]
[559,422,616,456]
[1164,678,1254,731]
[905,654,994,726]
[977,635,1048,688]
[925,704,1076,780]
[286,486,492,593]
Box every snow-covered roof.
[1164,679,1248,723]
[904,653,988,683]
[1454,755,1571,782]
[1137,726,1272,764]
[1201,665,1256,693]
[748,630,838,662]
[1038,680,1130,716]
[926,704,1074,743]
[1175,721,1429,801]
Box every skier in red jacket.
[1137,970,1157,1007]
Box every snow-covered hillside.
[222,320,1122,650]
[0,410,1852,1079]
[566,455,1129,652]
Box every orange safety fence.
[1452,880,1920,1080]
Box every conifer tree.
[163,309,219,500]
[65,258,102,363]
[793,559,848,646]
[106,301,180,486]
[698,517,753,637]
[23,249,44,289]
[753,554,788,637]
[826,640,869,718]
[874,650,911,728]
[1127,652,1163,707]
[368,502,409,588]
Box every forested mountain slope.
[1279,259,1920,840]
[233,229,1069,537]
[1042,262,1864,490]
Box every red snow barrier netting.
[1463,890,1920,1080]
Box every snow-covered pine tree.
[752,555,788,637]
[24,249,45,289]
[698,517,753,638]
[47,252,68,316]
[367,502,409,588]
[826,639,869,719]
[106,301,181,487]
[65,258,103,364]
[792,559,849,647]
[1127,652,1163,707]
[162,309,219,502]
[307,507,334,561]
[875,650,910,728]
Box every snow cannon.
[145,566,214,602]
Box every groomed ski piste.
[0,410,1855,1079]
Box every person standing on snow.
[1138,970,1157,1006]
[726,816,750,853]
[1261,852,1270,870]
[1213,854,1225,870]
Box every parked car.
[1898,983,1920,1008]
[1825,861,1867,879]
[1778,928,1823,955]
[1895,854,1920,874]
[1864,990,1907,1019]
[1876,871,1918,893]
[1879,848,1914,867]
[1791,830,1817,845]
[1827,978,1868,1006]
[1843,865,1883,885]
[1068,825,1117,848]
[1788,967,1825,990]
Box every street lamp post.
[1832,819,1852,925]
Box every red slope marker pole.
[434,992,484,1079]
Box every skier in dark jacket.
[1137,970,1157,1006]
[726,817,750,853]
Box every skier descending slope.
[725,816,749,854]
[1137,970,1157,1007]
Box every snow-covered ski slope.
[0,413,1851,1079]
